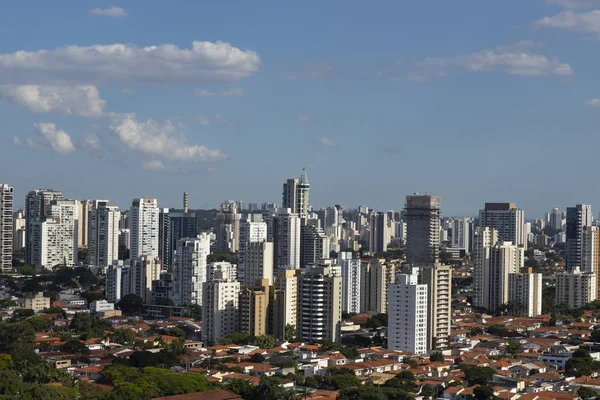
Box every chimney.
[183,192,189,213]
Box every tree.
[566,348,600,377]
[429,352,444,362]
[250,353,265,363]
[284,324,296,342]
[189,304,202,320]
[460,365,497,386]
[117,294,144,315]
[327,371,361,390]
[12,308,35,320]
[402,357,419,369]
[578,386,598,400]
[60,339,89,355]
[25,316,49,332]
[504,341,521,357]
[421,384,435,400]
[253,335,274,349]
[111,329,137,346]
[440,252,452,264]
[474,385,496,400]
[396,370,415,381]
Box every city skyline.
[1,1,600,215]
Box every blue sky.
[0,0,599,217]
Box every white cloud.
[142,160,171,171]
[536,10,600,35]
[89,6,128,17]
[34,123,76,155]
[0,84,105,116]
[421,42,573,77]
[0,41,260,84]
[320,137,335,147]
[83,133,100,149]
[586,98,600,106]
[110,115,228,162]
[546,0,600,9]
[194,88,245,97]
[296,114,311,122]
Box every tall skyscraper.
[202,270,240,345]
[566,204,593,270]
[451,217,471,253]
[76,200,93,249]
[478,203,525,249]
[244,241,274,287]
[472,227,499,308]
[25,189,63,265]
[272,269,300,341]
[485,241,524,313]
[12,209,25,251]
[405,195,441,266]
[299,264,342,342]
[339,252,361,314]
[359,260,395,314]
[239,279,271,337]
[172,233,210,306]
[130,198,159,259]
[388,270,428,354]
[274,209,301,269]
[169,192,198,262]
[300,218,329,267]
[215,201,241,252]
[238,214,267,281]
[0,184,13,272]
[368,211,391,254]
[549,208,565,232]
[282,168,310,219]
[88,200,120,267]
[419,264,452,350]
[106,257,161,304]
[158,208,171,267]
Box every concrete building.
[207,261,237,282]
[388,271,428,354]
[549,208,565,232]
[25,189,63,265]
[360,260,395,314]
[76,200,93,248]
[0,184,13,272]
[566,204,593,271]
[30,200,78,269]
[272,269,300,341]
[478,202,525,249]
[12,209,25,251]
[169,196,198,264]
[244,241,274,287]
[90,300,115,313]
[215,201,241,253]
[508,270,542,317]
[238,215,268,281]
[451,217,471,254]
[368,211,391,254]
[299,264,342,342]
[472,227,499,308]
[106,257,161,303]
[172,234,211,306]
[24,292,50,311]
[88,200,120,267]
[202,271,241,345]
[119,229,130,251]
[419,264,452,350]
[339,252,361,314]
[274,209,301,269]
[239,279,270,337]
[130,198,159,259]
[300,218,329,268]
[405,195,441,266]
[282,168,310,219]
[556,267,597,309]
[486,241,524,313]
[158,208,171,268]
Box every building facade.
[88,200,120,267]
[172,234,211,306]
[339,252,361,314]
[300,264,342,342]
[130,198,159,259]
[405,195,441,266]
[478,202,525,249]
[0,184,13,272]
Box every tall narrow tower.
[405,195,441,266]
[282,168,310,219]
[0,184,13,272]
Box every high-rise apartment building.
[244,241,274,287]
[388,271,428,354]
[368,212,391,254]
[158,208,171,267]
[202,272,241,345]
[274,209,301,269]
[207,261,238,282]
[272,269,300,341]
[215,201,241,252]
[472,227,499,308]
[130,198,159,259]
[299,264,342,342]
[0,184,13,272]
[486,242,524,313]
[282,168,310,219]
[88,200,120,267]
[451,217,471,253]
[478,203,525,249]
[419,264,452,350]
[359,260,395,314]
[12,209,25,251]
[238,215,267,281]
[405,195,441,266]
[549,208,565,232]
[300,218,329,267]
[339,252,361,314]
[556,266,597,309]
[76,200,93,248]
[566,204,593,270]
[239,279,270,337]
[25,189,63,265]
[106,256,161,303]
[169,193,198,262]
[172,234,210,306]
[508,270,542,317]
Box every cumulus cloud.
[83,133,101,149]
[0,41,260,84]
[320,137,335,147]
[0,84,105,116]
[546,0,600,8]
[194,88,245,97]
[89,6,128,17]
[536,10,600,36]
[586,98,600,106]
[142,160,171,171]
[110,115,228,162]
[421,42,573,77]
[34,123,76,155]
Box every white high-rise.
[508,271,542,317]
[472,227,499,308]
[238,215,267,281]
[556,267,596,309]
[106,257,161,303]
[566,204,594,271]
[130,198,159,259]
[486,242,524,313]
[388,271,428,354]
[30,200,78,269]
[451,217,471,254]
[172,233,210,306]
[478,203,526,249]
[13,209,25,251]
[275,209,301,269]
[419,264,452,350]
[244,241,274,286]
[282,168,310,219]
[339,252,361,314]
[273,269,300,341]
[88,201,120,267]
[25,189,63,265]
[0,184,13,272]
[202,271,240,345]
